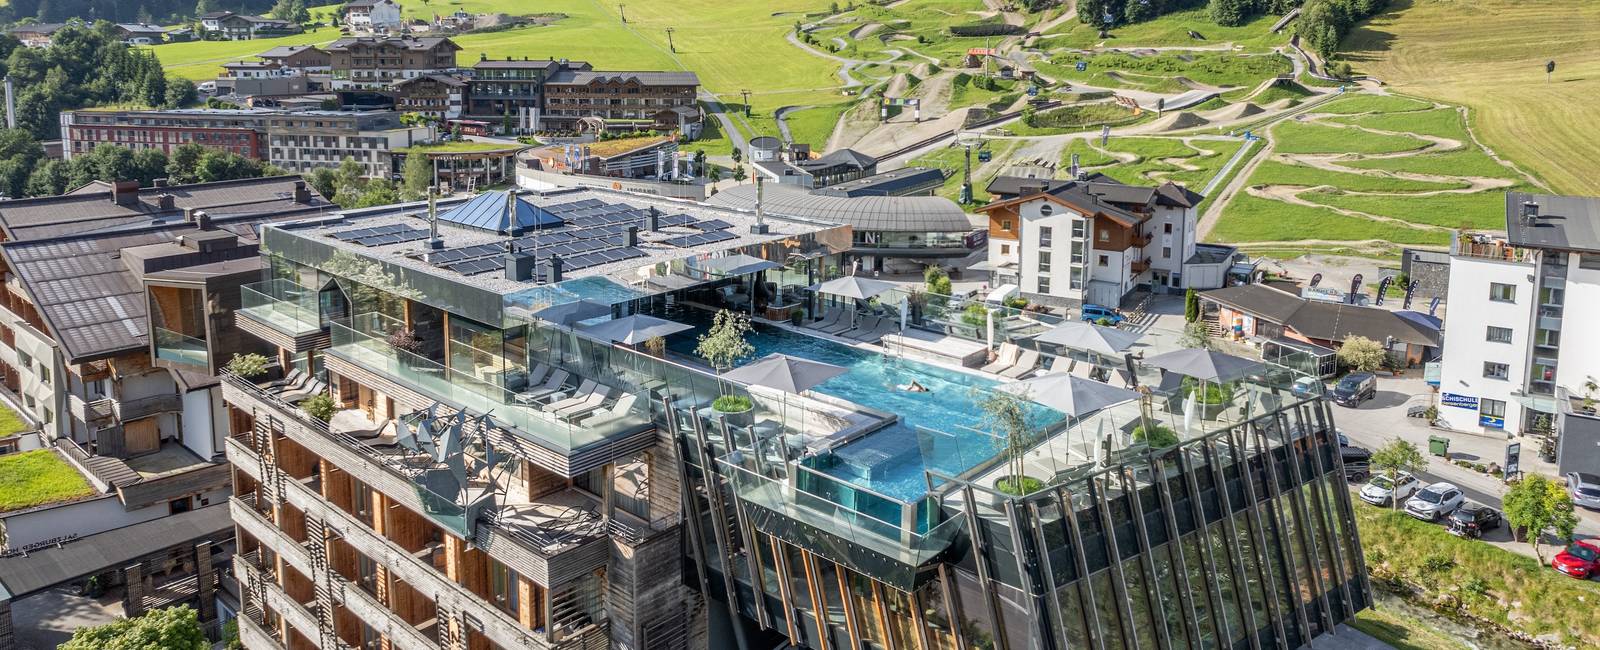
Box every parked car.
[1566,472,1600,510]
[1405,482,1465,521]
[1340,445,1371,482]
[1406,404,1432,418]
[1359,472,1419,506]
[1292,377,1322,398]
[1446,503,1501,539]
[1079,304,1124,325]
[1552,540,1600,579]
[1331,372,1377,407]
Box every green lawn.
[0,403,27,439]
[1310,93,1435,115]
[1042,50,1292,93]
[1247,79,1314,105]
[1058,137,1120,170]
[1342,147,1518,179]
[1350,607,1469,650]
[782,104,850,150]
[1088,137,1243,190]
[948,74,1023,111]
[1209,193,1449,246]
[0,450,95,513]
[1355,501,1600,647]
[1330,107,1472,142]
[150,27,345,81]
[1269,120,1432,155]
[911,139,1019,204]
[1007,102,1149,136]
[1034,9,1287,51]
[1249,160,1469,192]
[1301,187,1520,230]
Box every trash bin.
[1428,435,1450,458]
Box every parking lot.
[1333,374,1600,563]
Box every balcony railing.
[115,393,184,422]
[154,327,208,367]
[328,314,651,452]
[1131,258,1152,273]
[240,279,325,336]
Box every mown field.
[1033,8,1287,51]
[149,0,851,154]
[1208,91,1533,255]
[1343,0,1595,193]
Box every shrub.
[961,303,990,328]
[1132,424,1179,448]
[713,395,753,413]
[1004,296,1029,310]
[224,352,270,378]
[300,393,338,422]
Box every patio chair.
[280,378,327,403]
[575,394,640,427]
[517,370,570,403]
[999,349,1042,379]
[264,368,307,390]
[547,384,613,416]
[980,343,1022,374]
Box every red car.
[1552,540,1600,579]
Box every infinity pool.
[670,322,1062,501]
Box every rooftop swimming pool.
[670,321,1062,501]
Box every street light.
[665,27,676,52]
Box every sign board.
[1480,413,1506,428]
[1441,393,1478,410]
[1076,61,1088,72]
[1302,286,1343,303]
[1505,442,1522,479]
[1424,362,1441,386]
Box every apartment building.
[343,0,405,32]
[221,185,1366,649]
[463,57,578,132]
[542,70,701,133]
[1438,193,1600,472]
[0,176,334,645]
[258,45,333,75]
[980,174,1235,308]
[60,108,273,160]
[264,110,430,177]
[327,36,461,90]
[199,11,300,40]
[391,74,466,120]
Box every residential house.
[200,11,300,40]
[542,69,701,133]
[114,23,168,45]
[1200,283,1441,372]
[8,23,65,48]
[979,174,1234,308]
[257,45,332,74]
[343,0,404,32]
[390,73,466,120]
[263,110,429,177]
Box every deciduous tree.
[1370,438,1425,511]
[60,605,207,650]
[1336,335,1387,373]
[1503,474,1578,561]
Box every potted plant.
[696,309,756,424]
[1584,377,1599,414]
[224,352,271,379]
[300,393,339,422]
[387,327,423,354]
[977,388,1042,496]
[643,336,667,359]
[1132,386,1180,448]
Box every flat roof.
[707,183,972,234]
[0,504,231,598]
[1504,192,1600,253]
[269,187,837,299]
[814,167,946,197]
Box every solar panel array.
[688,219,733,231]
[330,223,415,242]
[664,231,738,248]
[348,227,430,247]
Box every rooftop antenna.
[425,185,443,250]
[750,175,769,234]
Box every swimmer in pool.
[903,380,929,393]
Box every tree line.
[3,0,274,26]
[1294,0,1391,60]
[0,128,283,198]
[1075,0,1304,28]
[0,23,198,140]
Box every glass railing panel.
[239,279,323,335]
[154,327,208,366]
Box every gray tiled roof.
[1504,192,1600,253]
[1201,284,1441,347]
[0,177,332,362]
[706,183,971,234]
[327,36,459,52]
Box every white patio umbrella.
[1032,320,1144,356]
[1000,372,1139,419]
[580,314,694,345]
[721,353,846,394]
[807,276,898,300]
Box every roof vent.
[504,250,538,282]
[111,180,140,207]
[157,194,176,210]
[1522,201,1540,225]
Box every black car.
[1332,372,1377,407]
[1447,503,1502,539]
[1340,445,1371,482]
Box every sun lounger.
[820,313,862,334]
[548,385,613,416]
[980,343,1022,374]
[574,394,640,427]
[517,370,571,403]
[539,378,596,409]
[847,320,896,342]
[279,378,326,403]
[807,309,842,331]
[264,369,307,390]
[840,315,882,336]
[999,349,1042,379]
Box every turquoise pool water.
[669,322,1062,501]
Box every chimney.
[111,180,141,207]
[292,180,311,203]
[157,194,176,210]
[191,210,213,230]
[153,177,168,188]
[626,225,638,247]
[647,206,660,231]
[548,254,564,283]
[479,52,487,61]
[750,175,769,234]
[1523,201,1540,224]
[425,186,443,250]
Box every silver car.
[1360,472,1419,507]
[1567,472,1600,510]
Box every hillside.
[0,0,302,25]
[1343,0,1597,194]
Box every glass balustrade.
[240,279,324,336]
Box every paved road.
[1333,375,1600,561]
[699,91,748,153]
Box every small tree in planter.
[643,336,667,359]
[1133,387,1179,448]
[300,393,338,422]
[224,352,271,379]
[387,328,423,355]
[977,388,1042,496]
[696,310,756,420]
